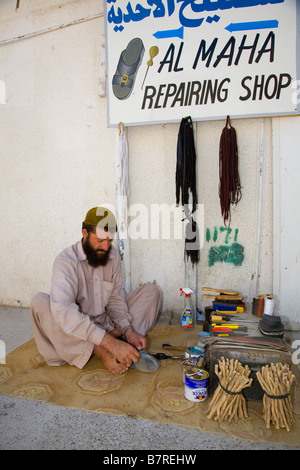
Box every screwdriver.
[212,324,248,331]
[216,333,248,337]
[211,315,257,323]
[141,46,159,89]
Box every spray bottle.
[180,288,196,330]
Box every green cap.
[83,207,117,232]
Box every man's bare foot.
[93,343,128,374]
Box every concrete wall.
[0,0,296,322]
[272,117,300,327]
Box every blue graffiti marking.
[225,20,279,32]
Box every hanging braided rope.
[176,116,199,265]
[219,116,242,226]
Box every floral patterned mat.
[0,324,299,447]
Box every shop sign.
[104,0,299,126]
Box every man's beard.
[82,237,111,267]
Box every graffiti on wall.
[206,226,244,267]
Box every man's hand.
[124,327,147,351]
[94,333,140,374]
[103,333,140,364]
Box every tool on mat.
[211,315,257,323]
[216,333,248,337]
[153,352,185,360]
[202,287,240,295]
[130,348,187,371]
[213,327,234,332]
[212,325,248,332]
[130,350,160,372]
[215,309,244,314]
[213,329,248,336]
[211,323,248,331]
[162,343,186,351]
[202,294,244,300]
[141,46,159,89]
[202,286,243,301]
[209,335,289,351]
[213,304,244,313]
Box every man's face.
[82,228,114,267]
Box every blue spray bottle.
[180,288,195,330]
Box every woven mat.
[0,324,299,446]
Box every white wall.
[273,117,300,328]
[0,0,295,325]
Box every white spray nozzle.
[180,287,193,296]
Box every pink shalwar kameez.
[30,241,160,369]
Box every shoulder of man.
[54,241,83,265]
[109,244,119,259]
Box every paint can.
[184,368,209,402]
[185,346,204,359]
[182,348,205,384]
[197,331,211,349]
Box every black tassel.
[176,116,199,265]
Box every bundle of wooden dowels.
[256,363,295,432]
[206,357,252,423]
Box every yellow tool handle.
[216,308,244,313]
[211,315,226,321]
[147,46,159,66]
[212,323,240,329]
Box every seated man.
[30,207,160,374]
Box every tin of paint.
[184,369,209,402]
[185,346,204,359]
[197,331,211,349]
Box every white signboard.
[104,0,299,126]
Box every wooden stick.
[256,363,295,432]
[206,357,252,423]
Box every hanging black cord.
[176,116,199,265]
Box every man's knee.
[30,292,50,315]
[144,284,161,312]
[141,283,160,300]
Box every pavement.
[0,304,299,451]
